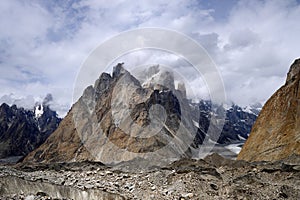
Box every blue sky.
[0,0,300,116]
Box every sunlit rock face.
[25,63,258,166]
[24,63,197,166]
[238,59,300,162]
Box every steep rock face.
[23,111,91,163]
[238,59,300,162]
[25,64,197,165]
[0,103,61,159]
[25,63,259,164]
[190,101,257,145]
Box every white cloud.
[211,0,300,105]
[0,0,300,115]
[224,28,261,50]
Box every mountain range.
[0,96,61,161]
[0,60,299,200]
[23,63,259,165]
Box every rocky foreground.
[0,154,300,200]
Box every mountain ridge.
[24,63,258,165]
[238,58,300,161]
[0,100,61,160]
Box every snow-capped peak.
[35,104,44,118]
[242,103,262,116]
[140,66,175,91]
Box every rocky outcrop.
[25,63,258,165]
[24,64,197,165]
[238,59,300,162]
[0,101,61,160]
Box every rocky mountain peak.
[24,64,197,165]
[238,59,300,162]
[34,94,57,119]
[286,58,300,84]
[34,104,44,118]
[112,62,127,78]
[93,73,112,100]
[0,103,10,113]
[24,63,259,165]
[140,66,175,93]
[0,102,61,159]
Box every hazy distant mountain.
[0,97,61,160]
[238,59,300,162]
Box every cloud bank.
[0,0,300,115]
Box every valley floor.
[0,155,300,200]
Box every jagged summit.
[34,104,44,118]
[24,63,257,165]
[34,94,55,119]
[286,58,300,84]
[112,62,127,78]
[141,65,175,92]
[0,102,61,159]
[25,64,195,165]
